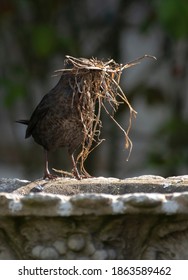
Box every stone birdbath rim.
[1,175,188,217]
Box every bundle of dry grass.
[54,54,156,176]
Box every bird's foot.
[52,168,74,178]
[72,168,81,180]
[72,169,92,180]
[52,167,83,180]
[43,171,58,180]
[80,168,92,179]
[82,175,92,179]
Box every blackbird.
[17,73,87,179]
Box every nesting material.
[54,55,156,176]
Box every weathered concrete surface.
[1,175,188,195]
[1,175,188,260]
[0,178,30,193]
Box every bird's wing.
[25,94,51,138]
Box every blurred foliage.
[0,0,188,178]
[154,0,188,39]
[149,117,188,174]
[149,0,188,176]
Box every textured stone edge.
[1,191,188,216]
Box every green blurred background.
[1,0,188,180]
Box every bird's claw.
[43,172,58,180]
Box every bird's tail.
[16,120,29,125]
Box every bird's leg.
[43,150,57,179]
[71,154,81,180]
